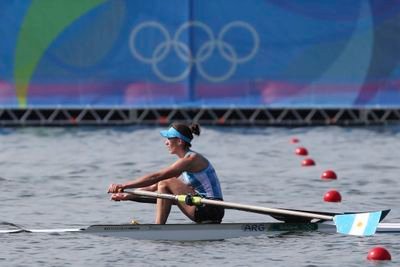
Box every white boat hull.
[84,222,306,241]
[2,222,399,241]
[82,222,400,241]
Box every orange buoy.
[323,190,341,202]
[321,170,337,180]
[295,147,308,156]
[367,247,391,261]
[301,158,315,166]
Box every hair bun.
[189,123,200,136]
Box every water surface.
[1,126,399,266]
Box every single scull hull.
[83,222,400,241]
[2,222,399,241]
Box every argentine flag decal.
[334,211,382,236]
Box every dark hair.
[172,123,200,146]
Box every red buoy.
[367,247,391,261]
[323,190,341,202]
[295,147,308,156]
[301,158,315,166]
[321,170,337,180]
[290,137,299,144]
[69,117,77,124]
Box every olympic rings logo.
[129,21,259,82]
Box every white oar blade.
[333,211,382,236]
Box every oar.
[124,189,385,236]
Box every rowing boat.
[1,222,400,241]
[2,190,397,240]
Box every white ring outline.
[152,41,193,83]
[196,40,238,83]
[174,21,215,63]
[129,21,171,64]
[218,21,259,63]
[129,20,259,82]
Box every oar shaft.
[198,198,334,221]
[127,190,334,221]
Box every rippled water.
[1,126,399,266]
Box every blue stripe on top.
[181,152,223,199]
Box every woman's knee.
[157,179,172,192]
[158,177,194,195]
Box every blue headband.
[160,127,192,143]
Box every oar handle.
[126,190,178,201]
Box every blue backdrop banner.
[1,0,400,108]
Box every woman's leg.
[139,183,158,192]
[155,178,196,224]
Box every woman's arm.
[108,157,193,193]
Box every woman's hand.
[110,193,133,201]
[107,183,124,193]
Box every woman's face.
[165,138,181,154]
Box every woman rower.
[108,123,224,224]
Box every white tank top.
[181,151,223,199]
